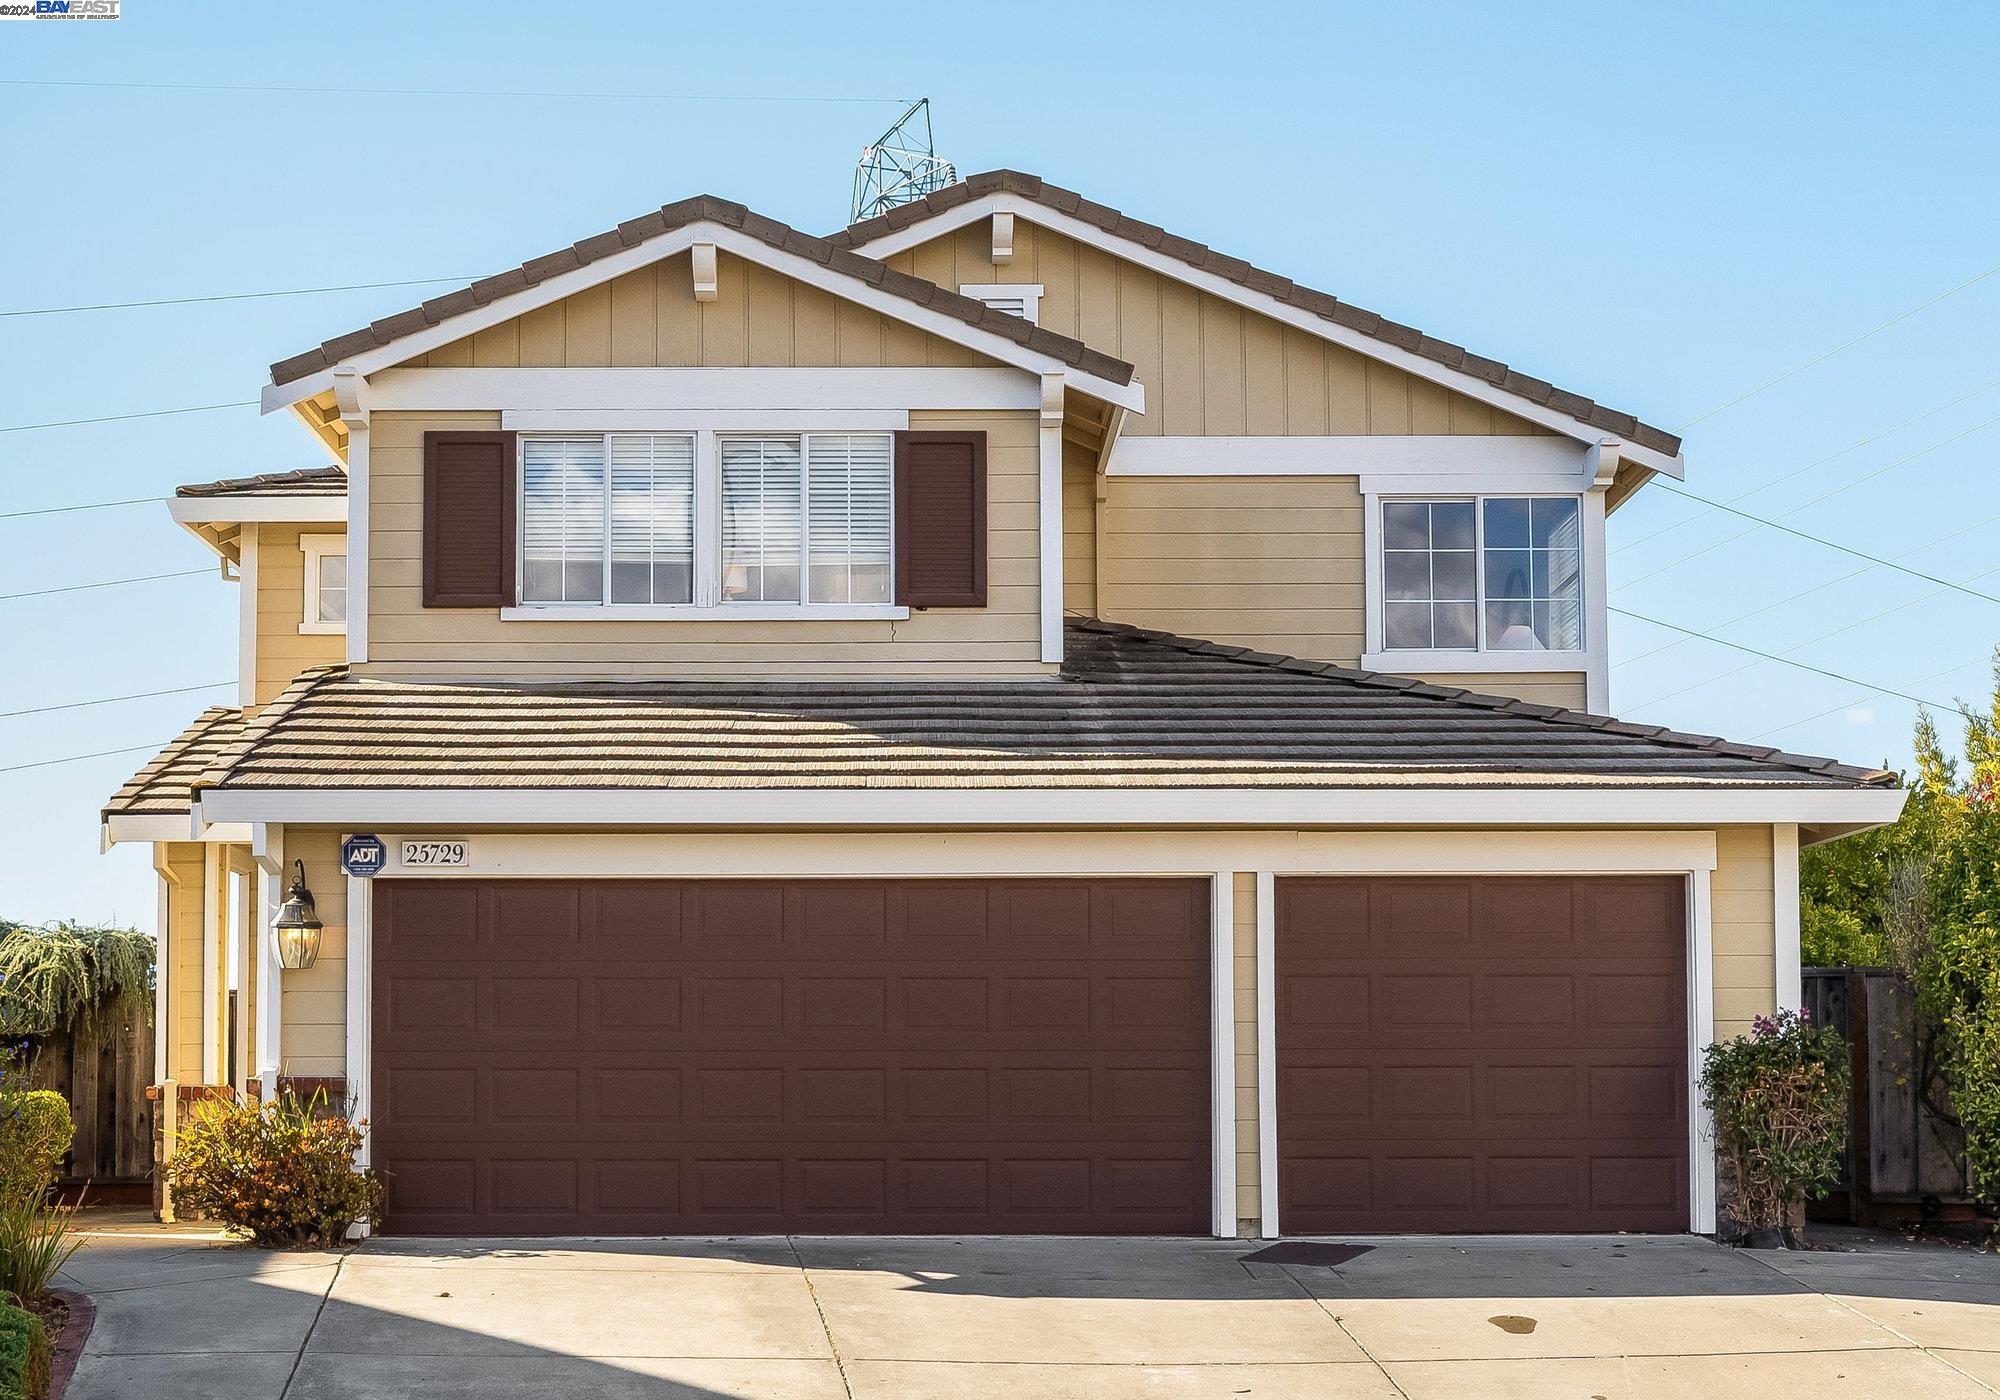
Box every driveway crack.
[787,1236,856,1400]
[1274,1260,1412,1399]
[277,1246,349,1400]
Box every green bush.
[0,919,153,1041]
[1701,1008,1851,1235]
[0,1196,82,1307]
[0,1299,49,1400]
[165,1091,381,1247]
[0,1094,70,1209]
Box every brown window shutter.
[422,431,517,607]
[893,431,987,608]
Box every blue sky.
[3,1,1996,927]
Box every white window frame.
[504,428,907,623]
[1361,489,1599,678]
[298,533,347,635]
[959,283,1044,325]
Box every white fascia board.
[169,496,348,525]
[102,814,252,847]
[379,368,1039,415]
[1108,434,1585,478]
[262,221,1144,415]
[196,784,1907,830]
[848,193,1680,478]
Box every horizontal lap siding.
[360,409,1049,679]
[163,843,206,1082]
[256,523,346,706]
[888,220,1553,439]
[280,829,348,1078]
[1419,673,1589,710]
[1712,826,1777,1041]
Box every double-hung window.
[298,534,347,635]
[518,430,893,612]
[1381,495,1583,652]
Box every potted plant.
[1700,1008,1851,1247]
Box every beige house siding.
[1420,672,1590,710]
[1233,870,1259,1235]
[1713,825,1779,1041]
[278,828,348,1079]
[411,249,999,371]
[161,842,207,1082]
[1062,444,1098,616]
[359,408,1050,680]
[887,219,1553,439]
[255,523,346,706]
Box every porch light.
[273,860,324,970]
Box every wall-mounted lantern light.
[272,860,324,970]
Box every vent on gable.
[960,283,1044,326]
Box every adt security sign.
[341,834,387,878]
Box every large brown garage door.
[1277,876,1688,1234]
[373,877,1211,1235]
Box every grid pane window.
[608,434,695,604]
[1382,500,1477,650]
[806,434,893,603]
[1381,496,1583,652]
[316,553,346,623]
[1483,496,1581,650]
[720,435,804,603]
[522,436,607,603]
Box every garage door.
[372,877,1211,1235]
[1276,876,1688,1233]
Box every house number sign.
[401,840,468,867]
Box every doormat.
[1239,1242,1375,1267]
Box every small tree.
[1701,1009,1850,1240]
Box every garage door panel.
[374,876,1210,1234]
[1277,875,1688,1234]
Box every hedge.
[0,1300,49,1400]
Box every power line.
[0,681,233,720]
[0,497,158,521]
[0,401,257,434]
[1749,652,1996,742]
[1,78,909,105]
[1608,607,1954,709]
[0,569,209,602]
[1677,257,2000,430]
[0,741,172,776]
[2,276,486,319]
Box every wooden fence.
[22,998,154,1187]
[1804,966,1972,1221]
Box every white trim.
[197,785,1909,832]
[1581,489,1610,712]
[1110,435,1584,477]
[168,496,347,526]
[846,193,1679,476]
[262,222,1145,414]
[231,850,253,1097]
[298,532,347,636]
[959,283,1044,325]
[1255,869,1278,1239]
[1210,873,1237,1238]
[501,602,908,623]
[335,370,370,665]
[1359,649,1589,674]
[690,241,718,302]
[102,815,253,846]
[201,844,222,1085]
[1038,372,1065,663]
[253,825,284,1099]
[1689,865,1718,1233]
[386,367,1040,414]
[1773,822,1802,1012]
[345,872,372,1167]
[236,525,259,708]
[990,211,1014,264]
[502,408,914,433]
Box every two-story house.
[104,171,1903,1240]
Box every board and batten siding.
[359,408,1050,679]
[1713,825,1779,1041]
[886,218,1555,440]
[256,523,346,706]
[409,249,1001,371]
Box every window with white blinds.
[519,430,893,610]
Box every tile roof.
[171,621,1889,801]
[268,197,1134,391]
[101,707,247,820]
[831,170,1683,460]
[175,467,348,498]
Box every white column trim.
[1773,822,1802,1012]
[200,843,222,1085]
[231,849,253,1097]
[333,368,370,665]
[235,525,259,709]
[1582,487,1611,712]
[345,872,373,1166]
[1038,372,1065,663]
[253,824,285,1098]
[1209,872,1237,1237]
[1688,865,1718,1233]
[1255,870,1279,1239]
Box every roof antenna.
[851,98,957,224]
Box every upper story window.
[518,431,893,613]
[298,533,346,635]
[1381,496,1582,653]
[959,283,1044,325]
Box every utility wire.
[2,276,486,319]
[1,78,909,104]
[0,742,173,776]
[0,401,257,434]
[1607,607,1953,709]
[1677,258,2000,430]
[0,497,158,520]
[0,569,209,602]
[0,681,233,720]
[1750,653,1997,742]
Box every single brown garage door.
[372,877,1211,1235]
[1277,876,1688,1234]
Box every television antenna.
[851,98,956,224]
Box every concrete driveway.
[57,1222,2000,1399]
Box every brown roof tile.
[174,466,348,499]
[102,707,247,820]
[831,171,1683,459]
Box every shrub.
[1701,1008,1851,1236]
[0,1299,48,1400]
[165,1091,381,1247]
[0,1197,82,1306]
[0,919,153,1042]
[0,1093,70,1209]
